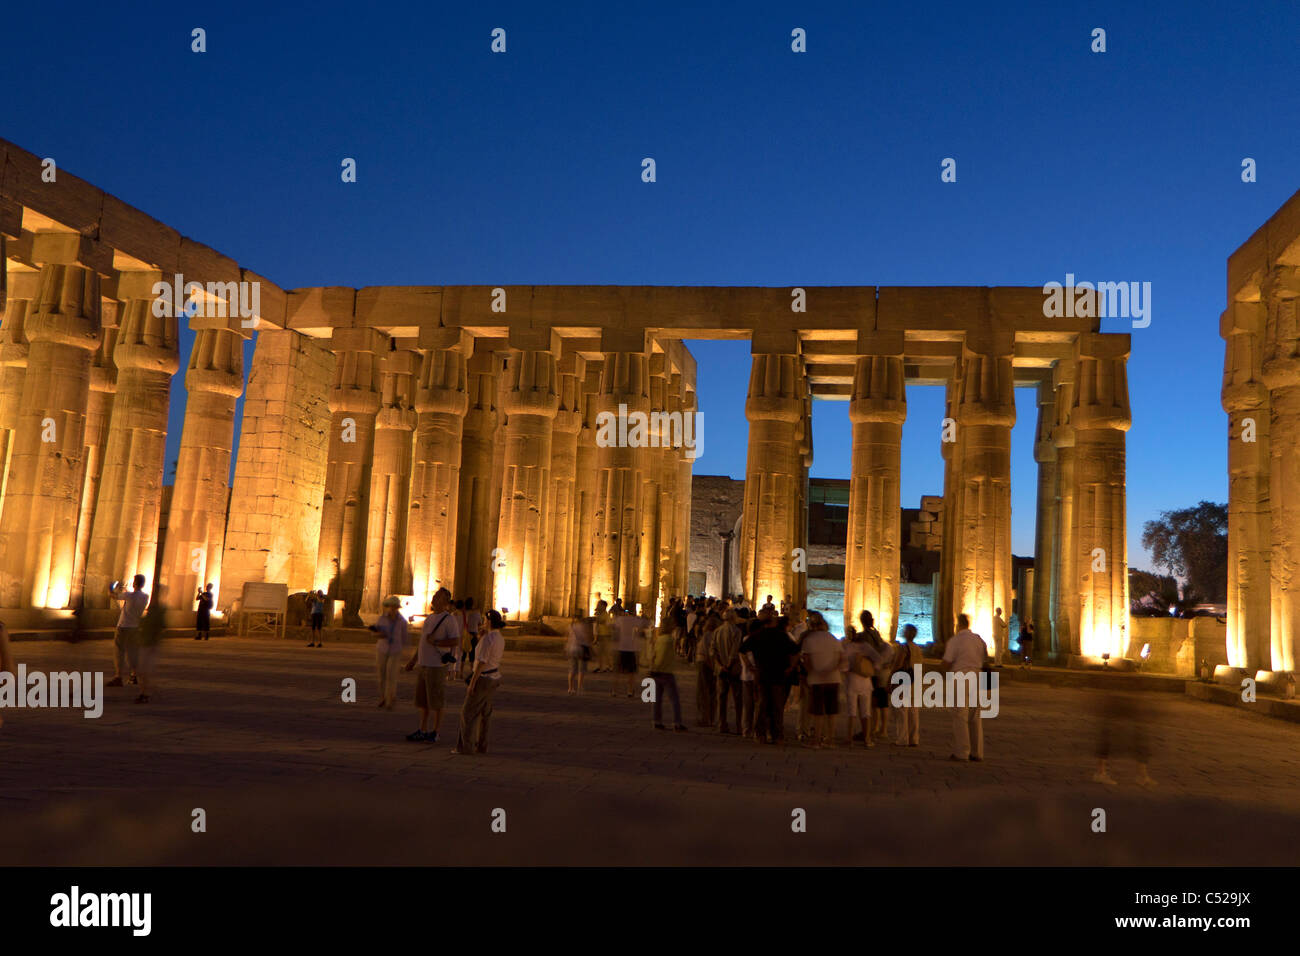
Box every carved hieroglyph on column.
[1050,358,1079,659]
[1029,378,1057,657]
[541,356,580,616]
[794,379,812,609]
[571,361,602,614]
[1262,266,1300,672]
[408,339,469,609]
[937,363,963,645]
[0,275,33,529]
[739,351,804,606]
[84,287,179,607]
[0,263,102,609]
[637,358,668,616]
[590,347,648,610]
[69,324,117,607]
[159,327,244,612]
[655,371,686,609]
[493,346,559,619]
[1221,299,1271,670]
[843,341,906,640]
[1072,333,1131,660]
[951,334,1015,659]
[314,331,382,623]
[362,349,417,614]
[453,344,501,608]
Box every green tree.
[1140,501,1228,603]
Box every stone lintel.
[355,285,440,332]
[855,329,905,356]
[100,194,182,275]
[332,327,390,353]
[179,237,241,287]
[286,286,357,335]
[599,326,646,354]
[750,329,800,354]
[1075,331,1131,361]
[0,198,21,240]
[508,326,561,352]
[241,269,287,330]
[417,326,471,351]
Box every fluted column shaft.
[1262,267,1300,671]
[1050,360,1078,660]
[493,348,559,619]
[937,366,962,645]
[0,263,102,609]
[316,348,381,622]
[844,350,906,639]
[84,296,179,607]
[1030,379,1057,655]
[542,364,580,616]
[160,327,244,611]
[571,364,602,614]
[673,376,696,602]
[453,347,501,607]
[408,347,469,607]
[0,291,32,530]
[1072,334,1131,659]
[363,350,417,614]
[952,342,1015,659]
[740,353,803,606]
[1222,301,1271,669]
[591,352,648,610]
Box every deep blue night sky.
[5,0,1298,565]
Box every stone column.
[314,331,383,624]
[936,363,964,644]
[951,333,1015,659]
[453,343,501,608]
[795,380,812,610]
[636,357,668,617]
[84,284,180,607]
[590,344,649,611]
[1262,265,1300,672]
[408,336,469,609]
[1221,300,1271,670]
[1071,333,1131,660]
[673,372,697,602]
[69,324,117,607]
[571,361,603,614]
[1029,378,1057,656]
[158,326,244,614]
[0,275,34,529]
[493,343,559,620]
[541,356,581,616]
[843,337,906,639]
[0,263,102,609]
[1050,358,1079,660]
[223,329,333,604]
[739,349,803,606]
[362,348,417,614]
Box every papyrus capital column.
[493,338,559,619]
[1261,265,1300,671]
[571,359,604,614]
[1071,333,1131,660]
[1029,378,1058,659]
[84,277,180,609]
[454,341,502,608]
[315,329,384,622]
[951,332,1015,660]
[362,347,418,614]
[1221,299,1270,669]
[0,262,102,609]
[408,332,470,609]
[0,270,35,530]
[740,336,804,607]
[541,354,582,616]
[844,333,906,639]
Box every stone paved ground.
[2,634,1298,866]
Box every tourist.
[453,609,504,755]
[761,594,776,615]
[1093,688,1157,789]
[404,587,461,742]
[107,575,149,687]
[308,590,326,647]
[710,608,744,734]
[1020,621,1035,664]
[993,608,1009,663]
[194,583,214,641]
[891,624,922,746]
[134,593,167,704]
[461,597,483,678]
[593,599,612,673]
[612,603,647,698]
[369,596,407,710]
[649,609,688,732]
[860,611,891,741]
[739,607,799,744]
[739,612,759,738]
[695,613,719,726]
[799,612,842,748]
[841,621,884,747]
[787,607,811,739]
[944,613,988,762]
[565,616,594,694]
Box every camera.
[440,652,456,665]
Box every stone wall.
[1129,616,1228,676]
[688,474,745,597]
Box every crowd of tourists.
[563,592,992,760]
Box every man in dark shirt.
[739,608,799,744]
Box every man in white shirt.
[799,613,842,748]
[612,604,647,698]
[943,613,989,761]
[107,575,150,687]
[454,609,504,755]
[404,587,460,742]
